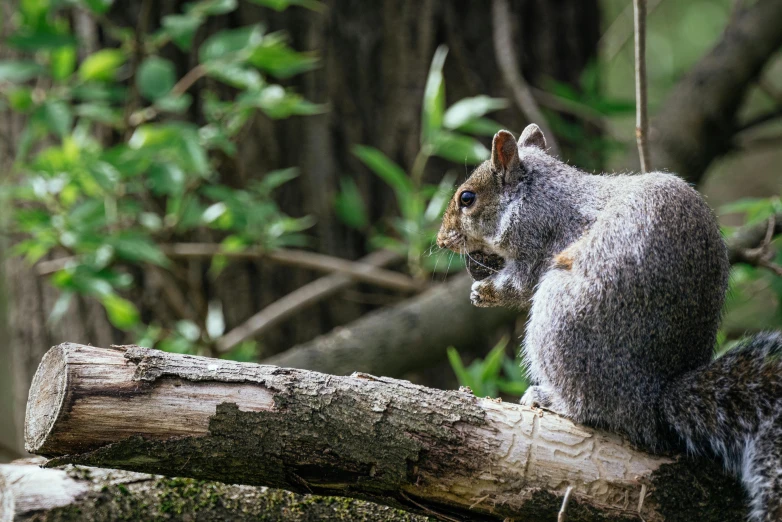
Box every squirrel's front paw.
[470,280,500,307]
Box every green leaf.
[20,0,50,26]
[424,172,456,224]
[259,168,299,190]
[176,320,201,342]
[241,85,324,119]
[353,145,412,198]
[82,0,113,13]
[199,25,264,63]
[206,300,225,338]
[334,177,368,230]
[78,49,126,81]
[50,46,76,81]
[75,103,124,127]
[7,30,76,51]
[107,235,170,267]
[161,14,204,51]
[48,291,74,325]
[137,57,176,100]
[0,60,44,82]
[35,100,73,138]
[430,131,489,164]
[480,337,509,382]
[246,0,322,11]
[155,93,192,114]
[443,96,508,130]
[204,63,262,89]
[447,347,474,391]
[248,35,318,79]
[8,87,34,112]
[101,293,140,329]
[456,117,504,137]
[82,0,114,14]
[72,83,128,103]
[219,341,258,362]
[421,45,448,145]
[720,197,776,225]
[185,0,237,16]
[496,379,528,396]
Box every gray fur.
[436,125,782,521]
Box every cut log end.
[24,344,69,455]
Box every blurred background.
[1,0,781,462]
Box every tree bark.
[264,275,517,376]
[25,343,748,521]
[0,459,428,522]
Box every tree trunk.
[25,343,748,521]
[0,459,428,522]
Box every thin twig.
[557,486,574,522]
[36,244,421,293]
[599,0,664,62]
[171,64,207,97]
[491,0,560,156]
[727,213,782,262]
[399,491,463,522]
[734,133,782,152]
[735,216,782,276]
[634,0,651,173]
[735,107,782,133]
[215,250,401,353]
[123,0,153,139]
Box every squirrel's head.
[436,124,547,255]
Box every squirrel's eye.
[459,190,476,208]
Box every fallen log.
[0,459,427,522]
[24,343,748,521]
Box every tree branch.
[216,250,402,353]
[0,459,426,521]
[650,0,782,183]
[727,214,782,275]
[264,274,517,376]
[491,0,561,156]
[24,344,748,521]
[633,0,651,173]
[36,245,420,294]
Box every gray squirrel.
[436,125,782,521]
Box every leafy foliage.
[2,0,321,355]
[447,337,528,399]
[335,46,507,277]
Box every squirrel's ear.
[491,130,520,174]
[519,124,547,151]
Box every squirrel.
[436,125,782,521]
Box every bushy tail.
[662,333,782,522]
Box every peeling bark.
[0,459,428,521]
[25,344,747,521]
